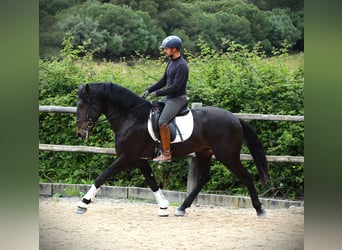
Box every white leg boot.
[77,184,100,208]
[153,189,169,217]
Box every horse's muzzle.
[76,127,91,139]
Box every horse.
[75,82,268,217]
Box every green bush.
[39,37,303,199]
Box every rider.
[142,35,189,163]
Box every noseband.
[76,95,101,136]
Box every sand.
[39,197,304,250]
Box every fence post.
[186,103,202,203]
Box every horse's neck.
[105,107,139,132]
[104,95,149,132]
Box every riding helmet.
[159,35,182,49]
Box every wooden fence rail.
[39,143,304,163]
[39,105,304,122]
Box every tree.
[55,1,164,59]
[249,0,303,11]
[267,8,301,49]
[40,0,73,15]
[56,13,111,54]
[39,0,304,59]
[131,0,159,17]
[215,12,254,49]
[39,8,65,58]
[289,8,304,51]
[228,2,270,43]
[156,8,186,35]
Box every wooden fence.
[39,105,304,163]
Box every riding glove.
[141,90,149,99]
[150,92,157,99]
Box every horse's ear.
[80,84,90,95]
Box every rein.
[76,95,150,129]
[99,100,150,124]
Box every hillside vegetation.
[40,0,303,59]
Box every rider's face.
[163,47,175,57]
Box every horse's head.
[76,84,101,139]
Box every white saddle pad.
[147,110,194,143]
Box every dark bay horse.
[75,82,268,217]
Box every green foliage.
[54,1,164,58]
[39,37,304,199]
[267,8,302,49]
[56,13,110,54]
[64,187,83,197]
[203,161,244,195]
[39,0,304,59]
[249,0,303,11]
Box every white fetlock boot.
[77,184,100,209]
[153,189,169,217]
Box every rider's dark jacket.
[147,56,188,98]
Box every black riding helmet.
[159,35,182,49]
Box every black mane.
[84,82,151,123]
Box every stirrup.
[153,153,171,163]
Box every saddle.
[151,99,190,142]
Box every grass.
[267,52,304,72]
[79,59,164,91]
[85,52,304,88]
[283,52,304,71]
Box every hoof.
[158,207,169,217]
[257,209,266,218]
[75,207,87,214]
[174,208,185,217]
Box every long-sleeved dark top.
[147,56,188,98]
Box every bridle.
[75,95,101,138]
[76,94,150,137]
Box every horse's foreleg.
[75,184,101,214]
[75,156,130,214]
[138,160,169,217]
[153,189,169,216]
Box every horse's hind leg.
[138,160,169,217]
[219,153,265,217]
[175,150,213,216]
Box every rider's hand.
[141,90,149,99]
[150,92,157,99]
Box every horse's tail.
[239,119,269,186]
